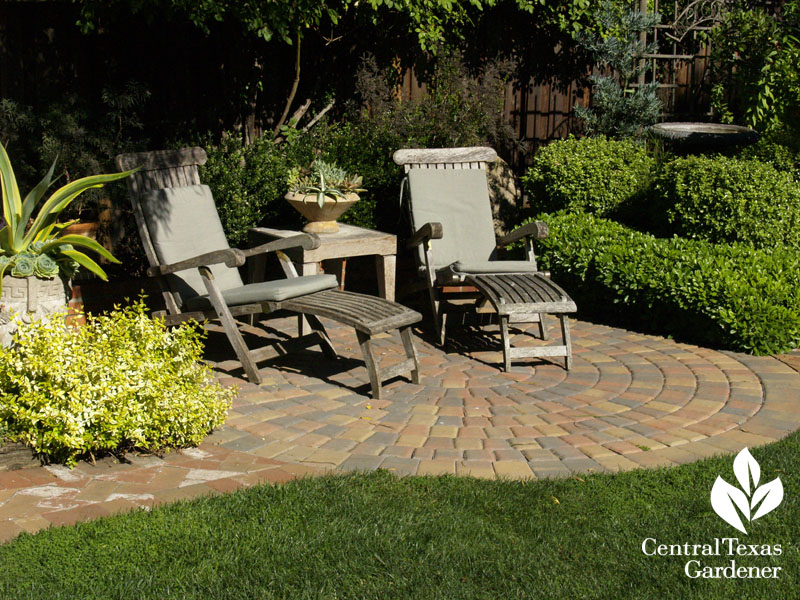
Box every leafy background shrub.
[651,155,800,249]
[521,136,654,217]
[200,120,401,239]
[1,84,150,220]
[0,300,233,466]
[354,52,517,158]
[710,1,800,133]
[200,52,520,241]
[199,134,296,245]
[282,119,404,233]
[525,211,800,355]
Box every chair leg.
[400,326,421,384]
[304,314,338,359]
[439,310,448,346]
[427,286,446,346]
[560,315,572,370]
[538,313,549,340]
[499,315,512,372]
[221,319,263,384]
[356,330,382,400]
[201,267,262,384]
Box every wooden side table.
[248,224,397,301]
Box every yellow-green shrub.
[0,300,234,466]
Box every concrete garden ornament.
[0,143,132,345]
[711,447,784,534]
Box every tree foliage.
[75,0,495,50]
[710,1,800,132]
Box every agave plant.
[0,143,134,288]
[287,160,365,208]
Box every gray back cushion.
[406,168,497,269]
[138,185,244,305]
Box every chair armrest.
[240,233,321,258]
[147,248,246,277]
[496,221,549,247]
[406,222,443,249]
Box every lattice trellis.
[667,0,727,42]
[633,0,727,119]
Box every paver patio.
[2,315,800,542]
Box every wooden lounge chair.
[393,146,576,371]
[115,147,421,398]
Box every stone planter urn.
[284,192,359,234]
[0,275,71,346]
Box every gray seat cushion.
[138,184,244,305]
[184,274,339,311]
[406,168,497,270]
[448,260,540,274]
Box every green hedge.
[738,138,800,176]
[651,155,800,249]
[199,135,296,246]
[521,136,655,217]
[529,211,800,355]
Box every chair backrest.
[393,147,498,270]
[115,147,243,312]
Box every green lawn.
[0,436,797,600]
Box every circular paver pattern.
[212,316,800,480]
[2,316,799,541]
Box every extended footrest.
[464,273,577,371]
[277,289,423,398]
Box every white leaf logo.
[733,447,760,495]
[710,447,783,534]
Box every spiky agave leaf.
[57,248,109,280]
[21,170,134,251]
[40,234,121,265]
[0,143,23,245]
[16,159,58,249]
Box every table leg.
[376,254,396,301]
[325,258,347,290]
[249,253,267,284]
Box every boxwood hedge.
[521,136,655,217]
[529,211,800,355]
[651,155,800,249]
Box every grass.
[0,437,797,599]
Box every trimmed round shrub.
[523,211,800,355]
[521,135,655,216]
[652,155,800,249]
[738,136,800,177]
[0,300,234,466]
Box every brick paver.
[2,316,800,542]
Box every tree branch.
[273,29,302,137]
[302,100,335,131]
[289,98,312,126]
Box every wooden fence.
[399,0,721,163]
